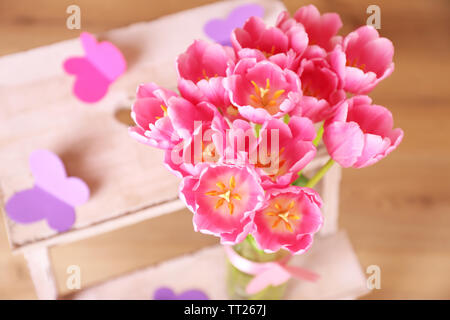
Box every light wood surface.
[0,0,449,299]
[67,231,369,300]
[1,0,282,251]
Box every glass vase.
[226,237,290,300]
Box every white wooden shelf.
[69,231,369,300]
[0,0,360,300]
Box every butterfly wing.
[72,62,110,103]
[45,200,76,232]
[63,56,86,75]
[5,187,48,223]
[153,287,176,300]
[228,4,264,23]
[5,186,76,232]
[178,290,209,300]
[30,150,67,187]
[204,4,264,45]
[64,56,110,103]
[57,177,90,207]
[80,32,126,82]
[79,32,98,55]
[203,19,232,46]
[30,150,90,207]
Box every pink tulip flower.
[213,119,259,166]
[292,5,342,52]
[232,16,308,71]
[180,164,265,245]
[163,97,227,177]
[231,16,288,58]
[178,77,243,122]
[202,116,316,188]
[166,96,221,141]
[330,26,395,94]
[224,58,302,123]
[294,57,346,122]
[129,82,179,150]
[176,40,241,120]
[252,186,323,254]
[176,39,235,83]
[129,4,403,258]
[323,95,403,168]
[256,116,316,187]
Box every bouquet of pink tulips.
[130,5,403,261]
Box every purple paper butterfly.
[153,287,209,300]
[203,3,265,46]
[5,150,90,232]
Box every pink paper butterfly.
[64,32,126,103]
[5,150,90,232]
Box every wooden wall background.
[0,0,449,299]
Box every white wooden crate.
[0,0,361,300]
[70,231,369,300]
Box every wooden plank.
[23,247,58,299]
[319,164,341,236]
[12,199,185,254]
[9,148,337,254]
[3,0,448,299]
[67,230,369,300]
[0,0,287,250]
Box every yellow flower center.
[197,69,219,81]
[155,104,168,120]
[302,82,320,98]
[201,141,217,163]
[346,58,366,71]
[226,105,240,117]
[249,79,285,115]
[256,45,276,58]
[265,200,300,233]
[255,147,286,180]
[205,176,242,215]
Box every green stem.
[313,122,324,147]
[292,173,309,186]
[245,234,264,253]
[305,158,335,188]
[292,123,324,186]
